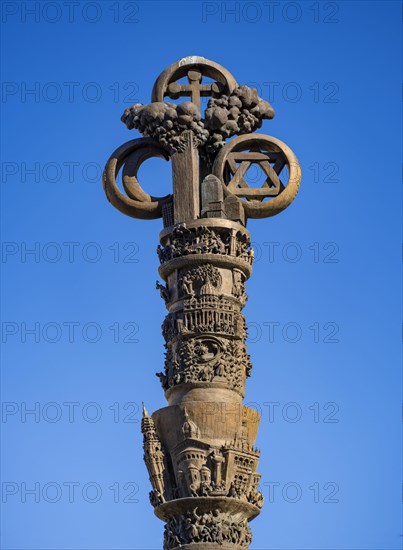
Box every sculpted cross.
[166,69,221,112]
[151,55,236,113]
[102,56,301,550]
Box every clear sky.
[1,1,401,549]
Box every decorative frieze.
[163,510,252,549]
[161,298,246,342]
[157,337,251,395]
[157,224,254,265]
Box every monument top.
[103,56,301,226]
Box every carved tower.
[103,56,301,549]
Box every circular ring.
[212,134,301,219]
[102,137,171,220]
[151,56,238,103]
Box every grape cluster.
[204,85,275,154]
[121,101,209,153]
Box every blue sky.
[1,1,401,549]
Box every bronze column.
[103,56,301,549]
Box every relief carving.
[157,338,251,393]
[232,269,247,305]
[178,264,222,298]
[161,299,246,343]
[164,414,264,506]
[163,509,252,549]
[157,225,253,265]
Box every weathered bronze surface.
[103,56,301,549]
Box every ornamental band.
[103,56,301,549]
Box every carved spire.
[141,402,155,436]
[141,403,169,506]
[182,408,200,440]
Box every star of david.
[224,149,287,201]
